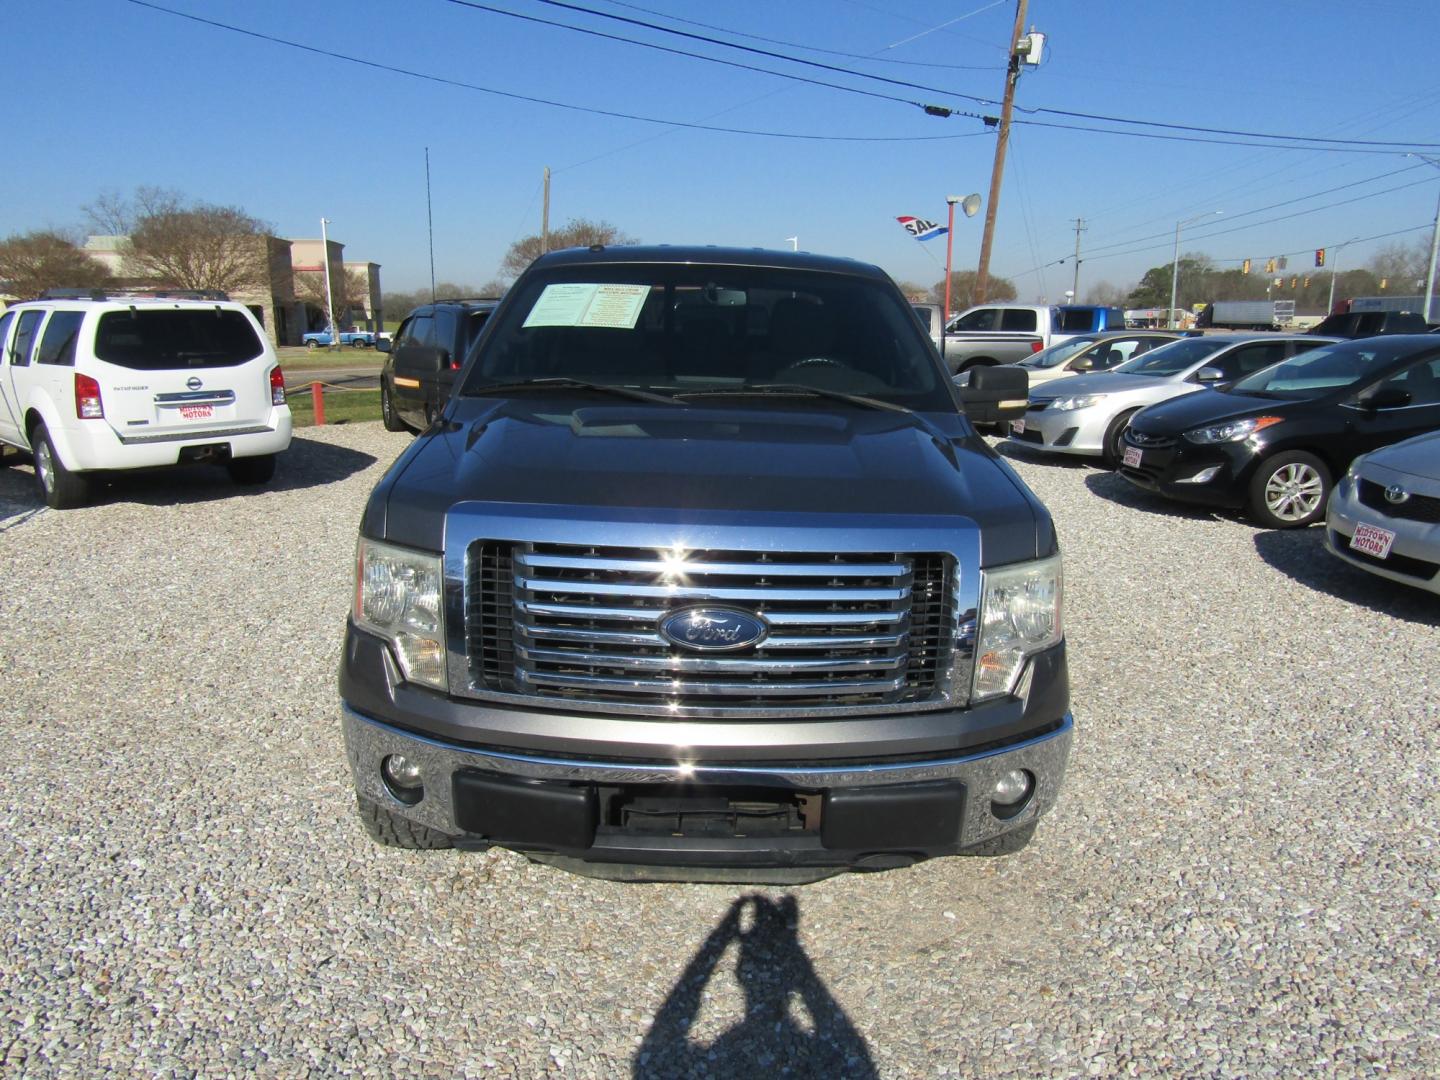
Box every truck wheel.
[1247,451,1330,529]
[226,454,277,485]
[961,821,1037,857]
[381,383,407,432]
[1101,409,1139,468]
[32,424,92,509]
[306,339,319,350]
[357,798,454,849]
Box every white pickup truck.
[914,303,1128,374]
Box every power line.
[490,0,1440,150]
[119,0,987,143]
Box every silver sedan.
[1325,430,1440,596]
[1008,334,1334,466]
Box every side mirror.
[375,337,392,353]
[1069,356,1093,372]
[1194,366,1224,383]
[1359,385,1411,411]
[956,364,1028,424]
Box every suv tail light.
[75,373,104,419]
[270,366,286,406]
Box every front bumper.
[1116,436,1252,510]
[1324,474,1440,594]
[1008,403,1114,457]
[341,705,1073,872]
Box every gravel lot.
[1,423,1437,1077]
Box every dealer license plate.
[1350,522,1396,560]
[179,405,214,420]
[1122,446,1142,469]
[1010,419,1025,435]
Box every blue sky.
[7,0,1440,299]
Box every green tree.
[0,230,114,300]
[499,218,636,282]
[929,270,1016,309]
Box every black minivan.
[378,298,499,432]
[1119,335,1440,528]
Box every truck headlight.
[972,554,1063,701]
[1049,394,1106,412]
[354,538,447,691]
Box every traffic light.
[1315,248,1326,267]
[1290,276,1298,288]
[1242,258,1251,274]
[1265,258,1276,273]
[1304,276,1312,287]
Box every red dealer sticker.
[1350,522,1396,560]
[179,405,213,420]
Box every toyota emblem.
[1384,484,1410,505]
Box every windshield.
[461,264,953,409]
[1229,339,1418,398]
[1022,336,1097,369]
[1113,336,1224,377]
[94,309,262,370]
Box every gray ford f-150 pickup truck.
[340,245,1072,882]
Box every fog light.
[1179,465,1221,485]
[381,754,424,803]
[992,769,1033,806]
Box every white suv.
[0,292,292,508]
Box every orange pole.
[311,381,325,426]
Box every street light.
[1169,210,1222,329]
[320,217,337,348]
[1407,154,1440,322]
[785,236,798,252]
[1326,237,1360,316]
[943,193,982,327]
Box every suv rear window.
[94,310,262,370]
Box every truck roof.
[529,244,892,281]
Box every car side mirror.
[1194,366,1224,383]
[375,337,392,353]
[956,364,1028,424]
[1069,357,1093,372]
[1359,385,1411,411]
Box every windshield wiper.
[467,378,680,405]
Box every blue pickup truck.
[302,328,376,348]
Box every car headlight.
[1049,394,1107,412]
[972,554,1063,702]
[1182,415,1283,444]
[354,538,447,690]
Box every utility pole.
[425,148,436,302]
[973,0,1029,304]
[542,166,551,255]
[1070,218,1086,299]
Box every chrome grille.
[466,542,954,715]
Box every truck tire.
[961,820,1036,857]
[306,339,319,350]
[357,798,455,849]
[381,382,408,432]
[226,454,277,485]
[32,423,92,510]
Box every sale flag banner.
[897,216,948,241]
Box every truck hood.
[369,397,1048,561]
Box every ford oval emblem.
[659,607,768,652]
[186,376,203,391]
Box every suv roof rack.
[430,296,503,305]
[37,287,232,302]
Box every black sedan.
[1118,335,1440,528]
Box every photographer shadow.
[634,894,876,1079]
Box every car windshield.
[1021,336,1097,369]
[460,264,953,409]
[94,309,262,369]
[1112,336,1224,377]
[1228,339,1421,398]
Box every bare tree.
[1083,280,1129,306]
[929,271,1017,308]
[83,186,184,236]
[121,201,272,293]
[1367,239,1428,290]
[0,230,114,300]
[295,267,370,328]
[500,218,636,281]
